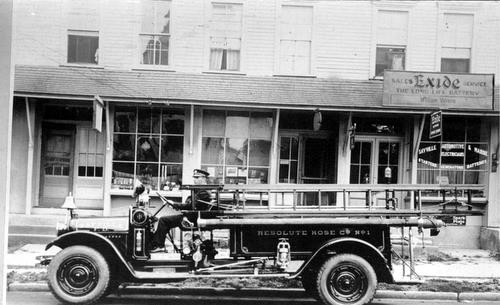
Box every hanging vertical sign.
[429,110,442,139]
[93,95,104,132]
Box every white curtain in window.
[210,49,224,70]
[226,50,240,70]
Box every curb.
[8,282,49,292]
[8,283,500,301]
[460,292,500,302]
[375,290,457,300]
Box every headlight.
[131,209,148,226]
[182,246,191,255]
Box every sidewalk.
[6,244,500,301]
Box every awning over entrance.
[14,65,499,115]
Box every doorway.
[349,137,403,207]
[278,133,336,205]
[39,123,105,209]
[40,123,75,208]
[350,137,403,184]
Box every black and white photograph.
[1,0,500,304]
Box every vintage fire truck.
[43,184,483,305]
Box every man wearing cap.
[150,169,213,252]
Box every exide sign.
[383,71,494,110]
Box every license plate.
[441,215,466,226]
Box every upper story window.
[279,6,312,75]
[375,10,408,77]
[140,0,171,66]
[67,30,99,64]
[441,13,473,73]
[209,3,242,71]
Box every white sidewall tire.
[316,254,377,305]
[48,245,110,305]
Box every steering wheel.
[154,192,180,216]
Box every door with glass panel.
[279,135,335,205]
[40,124,75,208]
[350,137,402,207]
[74,126,105,209]
[350,138,402,184]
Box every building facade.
[10,0,500,250]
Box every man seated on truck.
[147,169,213,253]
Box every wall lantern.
[313,109,322,131]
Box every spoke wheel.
[48,246,110,305]
[327,263,367,303]
[316,254,377,305]
[57,256,99,296]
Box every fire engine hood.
[67,217,129,232]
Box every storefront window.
[112,106,184,191]
[417,117,488,188]
[201,110,273,184]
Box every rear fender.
[292,237,394,283]
[46,231,135,279]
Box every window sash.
[279,40,311,75]
[141,0,171,34]
[375,46,406,77]
[442,13,473,48]
[210,3,242,71]
[377,10,409,45]
[67,33,99,64]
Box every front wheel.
[48,245,110,305]
[316,254,377,305]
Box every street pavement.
[6,244,500,302]
[6,291,500,305]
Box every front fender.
[291,237,394,283]
[46,231,135,279]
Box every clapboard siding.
[472,4,500,75]
[314,2,372,79]
[14,1,64,66]
[243,1,276,75]
[13,0,500,80]
[100,0,139,69]
[407,2,438,72]
[171,0,206,72]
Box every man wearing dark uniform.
[150,169,212,252]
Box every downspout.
[25,97,34,215]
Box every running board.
[392,278,425,285]
[133,271,291,280]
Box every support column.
[0,0,13,302]
[480,117,500,252]
[25,98,35,215]
[103,103,113,216]
[486,119,500,227]
[336,114,350,206]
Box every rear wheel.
[315,254,377,305]
[48,246,110,305]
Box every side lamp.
[61,192,77,218]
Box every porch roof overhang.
[14,65,500,116]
